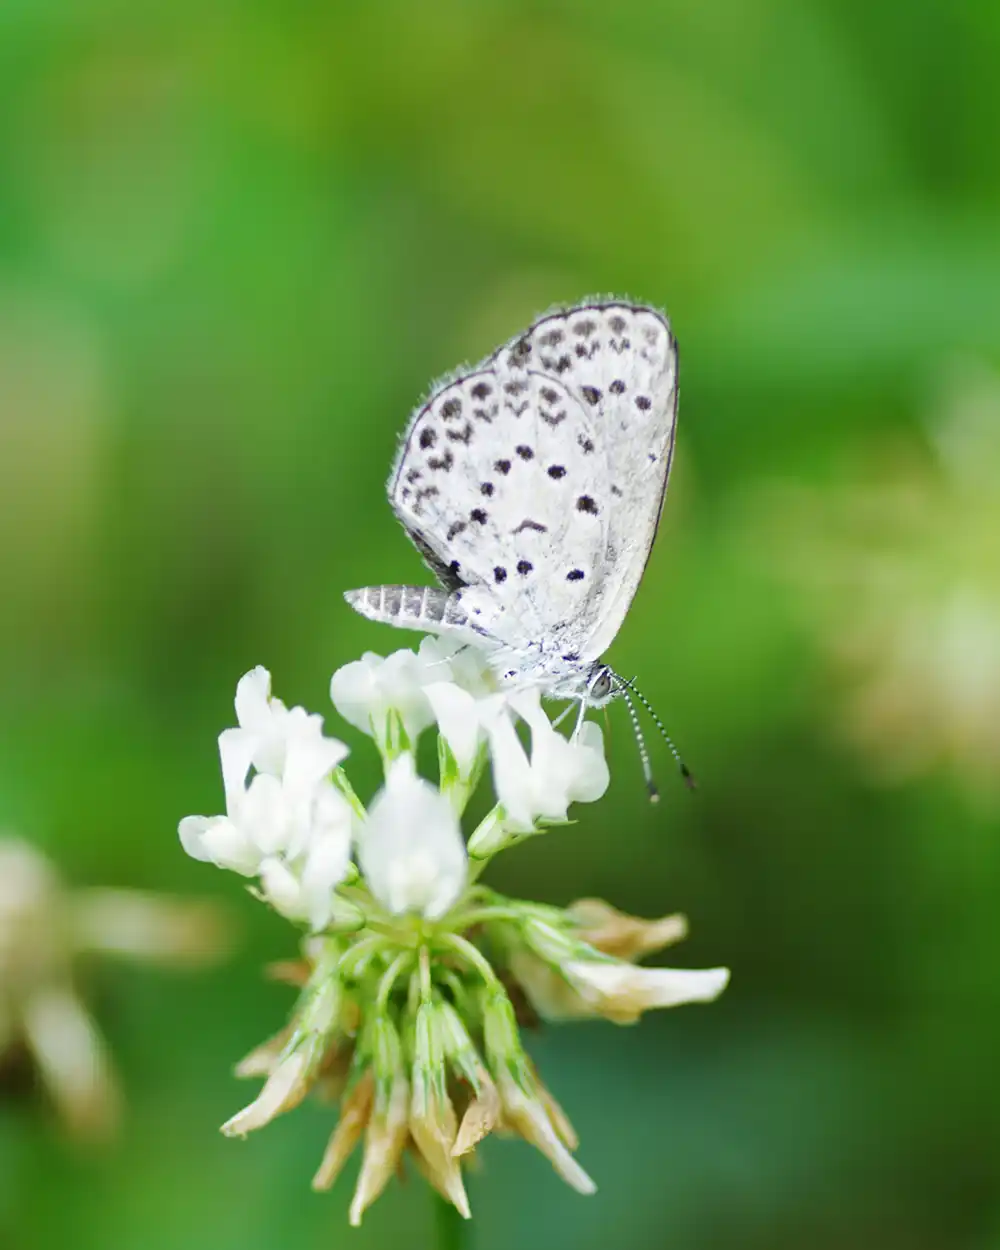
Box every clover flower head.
[179,638,729,1222]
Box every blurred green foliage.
[2,2,1000,1247]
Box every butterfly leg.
[551,703,577,731]
[570,698,589,742]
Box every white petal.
[566,960,731,1011]
[218,726,255,813]
[258,857,306,921]
[330,653,384,735]
[380,649,438,741]
[299,827,353,930]
[424,682,482,777]
[281,725,349,799]
[567,722,610,804]
[178,815,216,863]
[417,635,498,696]
[234,666,273,732]
[360,755,467,918]
[331,649,442,747]
[530,720,610,821]
[481,700,536,830]
[239,773,293,856]
[490,692,610,825]
[179,815,260,875]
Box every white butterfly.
[345,299,679,722]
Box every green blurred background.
[2,1,1000,1247]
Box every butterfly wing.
[490,301,679,658]
[386,300,677,665]
[389,366,611,656]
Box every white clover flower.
[179,668,353,929]
[330,642,451,754]
[358,754,467,920]
[482,688,610,832]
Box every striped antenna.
[616,681,659,802]
[613,673,696,793]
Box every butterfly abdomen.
[344,585,471,632]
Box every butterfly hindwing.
[490,301,679,657]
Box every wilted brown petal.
[348,1068,409,1225]
[233,1026,294,1079]
[453,1064,501,1157]
[527,1059,579,1151]
[507,948,594,1021]
[312,1069,375,1191]
[408,1140,472,1218]
[264,960,311,987]
[567,898,688,962]
[495,1067,595,1195]
[222,1044,316,1136]
[409,1076,470,1218]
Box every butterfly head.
[585,664,618,707]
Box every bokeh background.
[2,2,1000,1247]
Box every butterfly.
[344,299,682,788]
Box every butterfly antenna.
[615,674,697,792]
[615,682,660,802]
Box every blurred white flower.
[0,835,229,1138]
[179,668,353,929]
[358,755,467,919]
[766,363,1000,799]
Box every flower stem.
[433,1191,469,1250]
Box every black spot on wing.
[446,421,473,444]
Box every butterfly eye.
[589,669,614,703]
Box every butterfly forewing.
[389,365,612,652]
